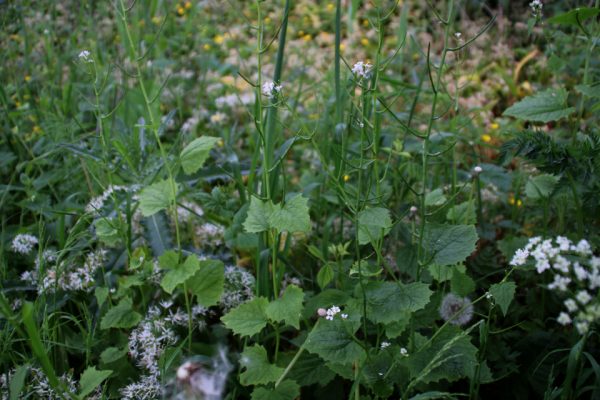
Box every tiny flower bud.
[317,308,327,317]
[410,206,418,214]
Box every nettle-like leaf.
[451,270,476,296]
[269,195,311,233]
[239,345,284,386]
[251,380,300,400]
[525,174,559,199]
[425,188,447,207]
[575,84,600,99]
[265,284,304,329]
[547,7,600,26]
[489,281,517,317]
[100,298,142,330]
[78,366,112,398]
[139,179,178,216]
[221,297,269,337]
[187,259,224,307]
[360,281,432,325]
[357,207,392,245]
[409,328,478,384]
[243,195,311,234]
[503,88,575,123]
[305,317,366,365]
[446,201,476,224]
[180,136,220,175]
[160,255,200,294]
[423,224,478,267]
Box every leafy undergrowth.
[1,1,600,399]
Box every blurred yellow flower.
[203,43,211,51]
[327,3,335,11]
[490,122,499,130]
[302,34,312,42]
[343,174,350,182]
[264,17,271,24]
[214,35,224,44]
[25,75,31,82]
[339,43,346,51]
[220,76,235,86]
[177,6,185,16]
[481,134,492,143]
[362,19,369,27]
[184,1,192,9]
[361,37,369,46]
[152,16,162,25]
[508,196,522,207]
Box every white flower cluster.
[324,305,348,321]
[21,249,106,294]
[161,300,209,331]
[85,184,140,214]
[11,233,39,255]
[78,49,93,63]
[120,374,163,400]
[529,0,543,18]
[2,367,77,399]
[129,307,178,376]
[510,236,599,334]
[380,341,391,349]
[351,61,373,80]
[194,222,225,248]
[261,81,282,98]
[220,265,255,311]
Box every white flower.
[536,258,551,274]
[341,313,348,319]
[400,347,409,357]
[78,50,93,63]
[548,274,571,292]
[473,165,483,176]
[564,299,578,313]
[510,248,529,266]
[485,292,493,300]
[381,341,391,349]
[351,61,372,80]
[210,112,227,124]
[557,312,571,325]
[261,81,282,98]
[573,262,588,281]
[325,305,341,320]
[575,320,589,335]
[576,290,592,305]
[574,239,592,256]
[529,0,543,17]
[552,255,570,274]
[556,236,571,251]
[11,234,38,255]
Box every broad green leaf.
[428,264,466,283]
[94,287,109,307]
[385,312,411,338]
[446,201,476,224]
[450,270,476,296]
[360,281,432,325]
[503,88,575,123]
[221,297,269,337]
[158,250,179,269]
[94,218,120,246]
[266,285,304,329]
[160,255,200,294]
[180,136,220,174]
[9,364,28,400]
[243,196,275,233]
[547,7,600,26]
[251,380,300,400]
[316,264,334,289]
[100,347,128,364]
[139,179,178,216]
[525,174,559,199]
[100,298,142,330]
[268,194,311,233]
[575,84,600,99]
[349,259,383,278]
[239,345,284,386]
[187,259,225,307]
[305,318,366,365]
[357,207,392,245]
[283,352,336,387]
[425,188,447,207]
[409,327,478,384]
[79,366,112,398]
[489,281,517,316]
[423,224,478,267]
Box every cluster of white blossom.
[529,0,543,18]
[129,306,178,376]
[0,367,78,399]
[215,92,254,109]
[120,374,163,400]
[11,233,39,255]
[85,184,141,215]
[78,49,93,63]
[318,305,348,321]
[220,265,255,311]
[194,222,225,248]
[351,61,373,80]
[439,293,474,326]
[21,249,106,294]
[510,236,599,334]
[161,300,209,331]
[261,81,282,98]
